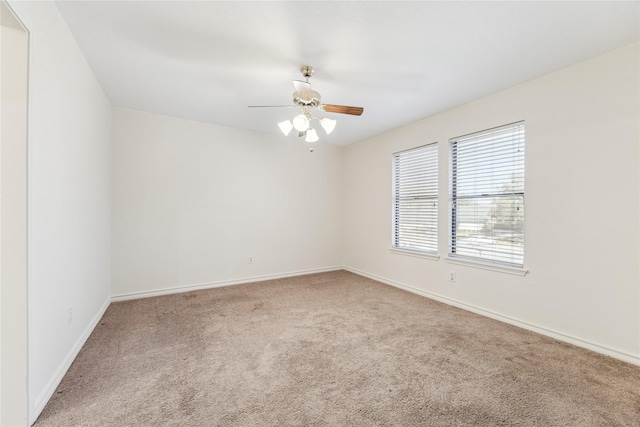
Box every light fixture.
[278,120,293,136]
[278,113,337,142]
[305,128,319,143]
[292,114,310,132]
[319,118,336,134]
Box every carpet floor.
[34,270,640,426]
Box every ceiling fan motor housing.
[293,90,321,107]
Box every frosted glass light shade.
[305,128,319,143]
[278,120,293,136]
[292,114,310,131]
[319,118,336,134]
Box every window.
[392,143,438,254]
[449,122,525,267]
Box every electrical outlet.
[449,271,456,282]
[248,256,254,264]
[68,305,73,323]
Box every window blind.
[449,122,525,267]
[393,143,438,253]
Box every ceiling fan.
[249,65,364,143]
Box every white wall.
[7,1,113,423]
[343,43,640,364]
[111,108,342,298]
[1,1,29,424]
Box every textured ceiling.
[55,1,640,146]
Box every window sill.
[445,257,528,276]
[390,248,440,261]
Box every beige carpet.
[35,270,640,426]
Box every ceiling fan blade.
[293,80,312,101]
[248,105,293,108]
[320,104,364,116]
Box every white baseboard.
[344,266,640,367]
[111,266,343,302]
[31,296,111,425]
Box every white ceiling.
[55,1,639,146]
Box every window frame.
[391,142,439,258]
[448,121,526,270]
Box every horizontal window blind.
[393,143,438,253]
[449,122,525,267]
